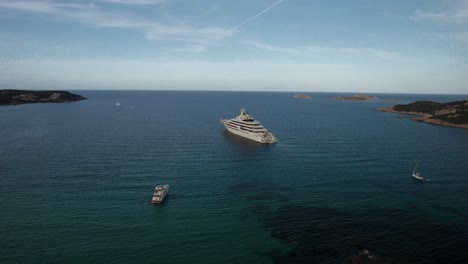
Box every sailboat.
[412,162,424,181]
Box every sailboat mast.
[413,162,419,174]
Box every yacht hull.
[152,193,168,203]
[222,121,277,144]
[412,173,424,181]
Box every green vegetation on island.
[377,100,468,129]
[393,100,468,124]
[0,89,87,105]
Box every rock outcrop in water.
[291,94,312,99]
[334,94,379,101]
[0,89,86,105]
[376,100,468,129]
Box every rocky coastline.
[377,100,468,130]
[0,90,87,105]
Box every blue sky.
[0,0,467,93]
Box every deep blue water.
[1,91,468,264]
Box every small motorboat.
[152,184,169,204]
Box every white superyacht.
[221,108,278,144]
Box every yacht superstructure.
[221,108,278,144]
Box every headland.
[377,100,468,129]
[0,90,86,105]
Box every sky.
[0,0,467,93]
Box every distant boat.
[412,162,424,181]
[115,102,121,106]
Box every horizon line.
[3,88,466,96]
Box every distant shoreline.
[376,107,468,130]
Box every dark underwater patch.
[252,205,468,264]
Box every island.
[334,94,379,100]
[291,94,312,99]
[377,100,468,129]
[0,89,87,105]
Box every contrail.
[229,0,284,31]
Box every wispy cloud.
[100,0,166,5]
[171,45,206,53]
[244,40,398,60]
[452,32,468,42]
[244,40,300,55]
[0,1,229,49]
[230,0,284,31]
[439,32,468,43]
[410,9,468,24]
[145,25,233,45]
[0,0,286,52]
[410,1,468,47]
[0,1,89,14]
[307,46,397,60]
[410,1,468,24]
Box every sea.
[1,91,468,264]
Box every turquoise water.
[1,91,468,263]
